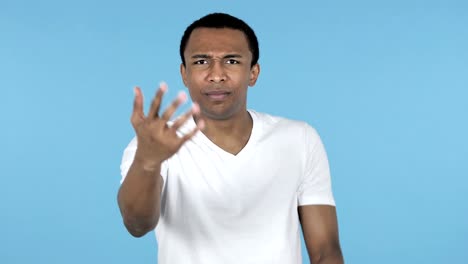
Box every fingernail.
[192,103,200,113]
[178,91,187,102]
[198,120,205,130]
[159,81,168,92]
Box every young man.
[118,13,344,264]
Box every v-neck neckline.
[190,110,260,160]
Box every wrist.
[134,152,164,172]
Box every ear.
[180,63,188,87]
[248,63,260,87]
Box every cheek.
[229,69,249,81]
[185,73,204,96]
[187,70,206,84]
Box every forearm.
[117,157,163,237]
[312,249,344,264]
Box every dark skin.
[117,84,204,237]
[118,27,343,263]
[299,205,344,264]
[180,28,259,154]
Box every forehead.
[185,27,251,56]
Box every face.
[181,27,260,120]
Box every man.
[118,13,344,264]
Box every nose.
[207,60,226,83]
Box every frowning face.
[181,27,260,121]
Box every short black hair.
[179,13,259,67]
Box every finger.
[196,119,205,130]
[170,111,192,132]
[131,87,145,126]
[161,91,187,121]
[148,82,168,118]
[170,103,200,131]
[179,121,204,145]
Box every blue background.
[1,0,467,263]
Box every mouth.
[204,91,231,101]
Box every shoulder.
[250,110,318,137]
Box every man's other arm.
[299,205,344,264]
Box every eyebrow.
[190,54,243,59]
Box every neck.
[199,110,252,140]
[194,110,253,154]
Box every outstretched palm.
[131,83,204,169]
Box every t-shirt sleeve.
[297,124,336,206]
[119,137,168,185]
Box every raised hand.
[131,83,204,170]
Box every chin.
[201,107,238,121]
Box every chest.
[164,137,304,214]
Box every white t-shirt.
[120,110,335,264]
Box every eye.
[193,60,208,65]
[226,59,240,64]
